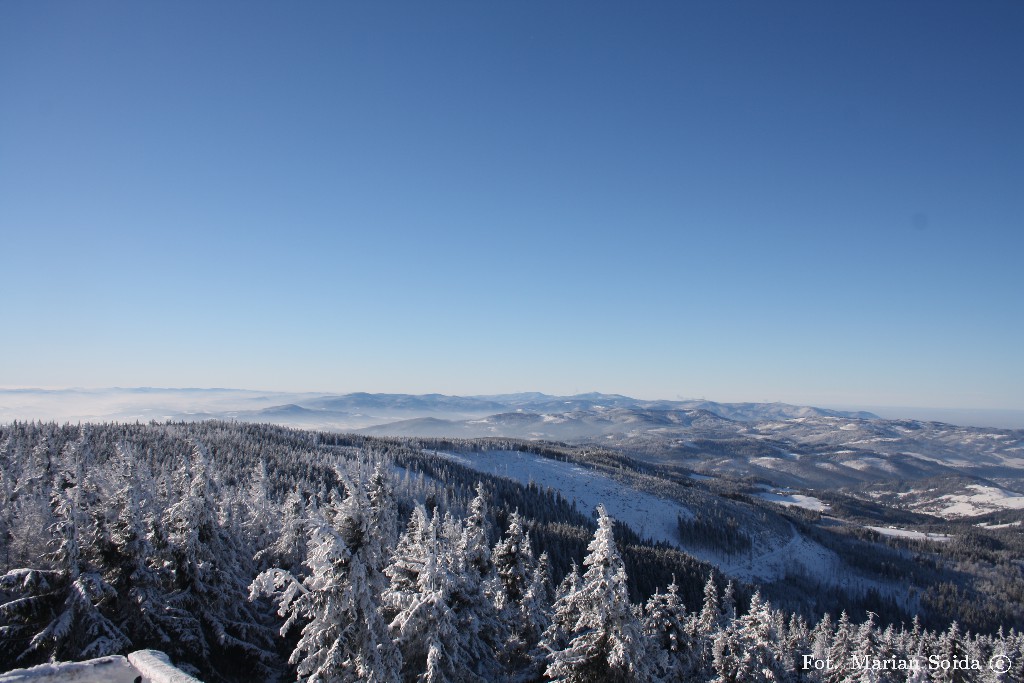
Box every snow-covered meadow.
[434,450,843,583]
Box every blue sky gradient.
[1,1,1022,409]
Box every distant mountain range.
[4,388,1023,503]
[259,391,880,423]
[0,388,877,429]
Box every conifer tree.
[806,612,834,683]
[384,504,432,606]
[694,573,723,672]
[491,510,541,671]
[105,445,178,650]
[492,511,534,613]
[244,459,280,571]
[711,591,785,683]
[452,485,504,678]
[388,509,480,683]
[0,472,129,665]
[163,443,276,680]
[851,613,881,683]
[519,551,554,680]
[369,462,400,556]
[643,578,697,681]
[543,505,653,683]
[826,611,854,683]
[540,560,582,660]
[251,477,401,683]
[256,486,309,576]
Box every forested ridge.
[1,421,1021,682]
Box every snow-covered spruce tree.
[490,510,544,671]
[721,580,737,623]
[824,611,854,683]
[849,612,882,683]
[0,433,61,667]
[0,567,60,667]
[244,459,281,573]
[932,621,982,683]
[0,479,129,666]
[387,509,473,683]
[524,550,554,637]
[783,613,809,682]
[369,461,401,556]
[518,551,554,681]
[0,441,14,573]
[384,504,432,607]
[251,475,401,683]
[255,486,309,576]
[3,440,54,574]
[385,485,504,683]
[804,612,833,683]
[711,590,786,683]
[104,445,180,651]
[692,573,723,674]
[542,505,654,683]
[163,442,276,681]
[540,560,582,662]
[492,511,534,614]
[451,483,504,679]
[643,578,698,681]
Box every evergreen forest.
[1,421,1021,682]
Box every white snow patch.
[755,492,830,512]
[751,457,786,469]
[0,657,138,683]
[128,649,203,682]
[704,522,843,584]
[435,450,695,545]
[976,521,1022,529]
[867,526,952,542]
[434,450,843,583]
[931,484,1024,518]
[0,650,200,683]
[842,457,898,474]
[847,438,900,445]
[897,451,973,467]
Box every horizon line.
[2,385,1023,415]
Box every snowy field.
[931,484,1024,517]
[434,449,694,545]
[754,491,830,512]
[976,520,1022,529]
[866,526,952,543]
[435,450,843,583]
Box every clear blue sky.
[1,1,1022,410]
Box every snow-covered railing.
[127,650,203,683]
[0,650,201,683]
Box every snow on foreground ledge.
[0,649,201,683]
